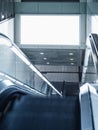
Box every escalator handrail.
[89,34,98,56]
[88,85,95,130]
[80,83,97,130]
[0,33,62,97]
[0,87,25,112]
[89,33,98,73]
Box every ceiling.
[21,48,85,66]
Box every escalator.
[0,33,80,130]
[1,33,98,130]
[0,81,80,130]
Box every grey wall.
[36,65,79,82]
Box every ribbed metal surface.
[0,95,80,130]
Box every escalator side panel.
[80,84,93,130]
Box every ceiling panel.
[21,48,85,66]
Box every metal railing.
[0,33,62,97]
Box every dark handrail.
[88,84,95,130]
[89,33,98,74]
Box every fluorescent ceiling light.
[70,58,74,61]
[69,53,74,55]
[71,63,74,65]
[40,52,44,55]
[1,15,4,19]
[43,58,47,60]
[46,62,50,65]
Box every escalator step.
[0,95,80,130]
